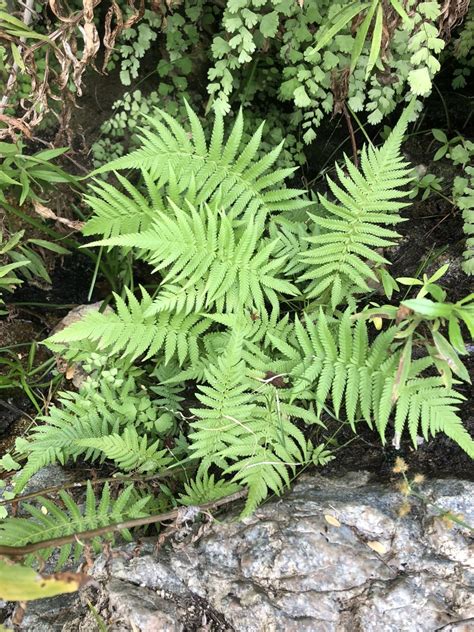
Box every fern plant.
[13,367,179,492]
[88,101,309,226]
[188,328,314,516]
[255,310,473,457]
[299,100,415,308]
[3,101,472,567]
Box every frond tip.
[300,101,416,308]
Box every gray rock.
[21,465,76,495]
[4,473,474,631]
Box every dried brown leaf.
[32,200,85,231]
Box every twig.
[0,490,247,557]
[342,103,359,168]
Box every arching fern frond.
[264,310,474,457]
[90,102,309,223]
[299,101,416,308]
[46,287,211,364]
[0,482,150,569]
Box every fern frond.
[90,202,298,315]
[264,310,473,454]
[77,427,172,473]
[179,470,241,506]
[14,371,171,491]
[45,287,211,364]
[0,482,150,568]
[91,103,309,223]
[299,101,415,308]
[83,173,158,238]
[189,329,311,515]
[394,382,473,456]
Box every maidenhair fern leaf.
[458,166,474,275]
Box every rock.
[15,594,80,632]
[3,473,474,631]
[21,465,77,495]
[50,302,113,387]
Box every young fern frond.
[90,102,309,223]
[299,101,415,308]
[0,483,150,569]
[77,427,173,473]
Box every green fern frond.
[45,287,211,364]
[299,101,416,308]
[90,102,309,223]
[179,471,241,506]
[77,427,173,473]
[394,382,472,456]
[90,202,298,315]
[83,173,158,238]
[189,329,311,515]
[14,371,170,491]
[264,310,473,455]
[14,395,121,493]
[0,482,150,568]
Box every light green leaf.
[260,11,279,38]
[315,2,369,51]
[366,4,383,78]
[408,67,432,96]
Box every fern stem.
[0,468,195,507]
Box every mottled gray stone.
[21,465,76,495]
[4,473,474,631]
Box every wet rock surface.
[4,472,474,631]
